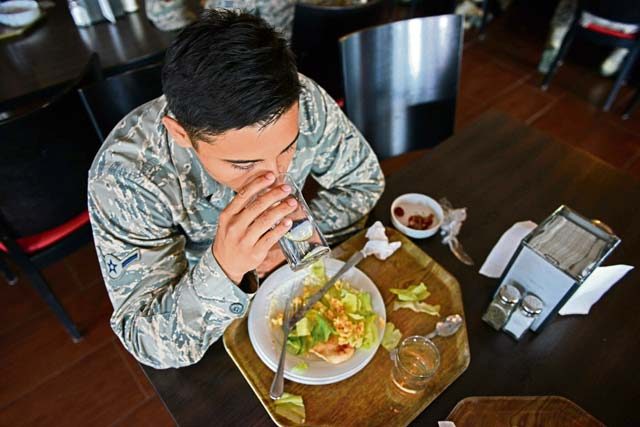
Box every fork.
[269,294,294,400]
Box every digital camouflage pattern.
[202,0,296,39]
[88,75,384,369]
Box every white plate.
[248,258,386,385]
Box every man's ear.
[162,116,193,149]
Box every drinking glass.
[275,174,330,271]
[390,336,440,394]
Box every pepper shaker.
[482,283,521,330]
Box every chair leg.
[479,0,490,40]
[622,88,640,120]
[603,44,640,112]
[409,0,419,18]
[0,255,18,286]
[23,261,83,342]
[541,18,579,91]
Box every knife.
[288,250,366,327]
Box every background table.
[143,111,640,426]
[0,1,175,105]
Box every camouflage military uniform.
[88,75,384,369]
[202,0,296,39]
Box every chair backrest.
[580,0,640,25]
[340,15,463,160]
[0,56,103,238]
[78,63,164,141]
[291,0,392,100]
[408,0,456,19]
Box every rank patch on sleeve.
[104,250,140,279]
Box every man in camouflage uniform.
[203,0,295,39]
[88,10,384,369]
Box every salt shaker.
[482,283,521,330]
[503,294,544,340]
[121,0,138,13]
[68,0,91,26]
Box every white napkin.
[480,221,634,316]
[479,221,537,278]
[438,422,456,427]
[558,265,633,315]
[363,221,401,260]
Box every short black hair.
[162,10,301,141]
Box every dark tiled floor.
[2,9,640,427]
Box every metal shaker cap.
[522,294,544,316]
[498,284,521,305]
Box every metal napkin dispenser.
[498,205,620,331]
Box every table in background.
[143,111,640,426]
[0,1,175,105]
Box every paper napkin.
[558,264,633,315]
[478,221,537,278]
[363,221,401,260]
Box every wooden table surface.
[447,396,604,426]
[143,111,640,426]
[0,0,175,105]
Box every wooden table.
[0,1,175,105]
[143,111,640,426]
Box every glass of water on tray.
[275,173,330,271]
[391,336,440,394]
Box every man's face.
[186,103,300,192]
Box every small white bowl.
[0,0,40,28]
[390,193,443,239]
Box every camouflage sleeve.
[304,78,385,236]
[88,165,249,369]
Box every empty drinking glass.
[390,336,440,394]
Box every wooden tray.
[223,228,470,426]
[447,396,605,427]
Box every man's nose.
[262,159,287,177]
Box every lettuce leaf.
[361,314,378,349]
[274,392,306,424]
[392,300,440,316]
[311,313,334,343]
[286,336,307,355]
[381,322,402,351]
[295,317,311,337]
[389,283,430,302]
[307,260,327,285]
[293,361,308,372]
[340,289,359,313]
[358,292,373,313]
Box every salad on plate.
[271,261,381,365]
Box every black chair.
[340,15,463,160]
[291,0,392,101]
[478,0,491,39]
[79,63,164,141]
[541,0,640,111]
[105,50,166,77]
[407,0,455,18]
[0,55,104,341]
[622,86,640,119]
